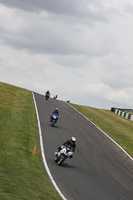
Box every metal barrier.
[111,107,133,121]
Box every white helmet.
[71,137,76,143]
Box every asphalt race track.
[33,92,133,200]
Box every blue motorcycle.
[50,114,59,127]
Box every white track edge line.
[32,92,67,200]
[67,103,133,161]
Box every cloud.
[0,1,133,109]
[0,3,115,57]
[106,87,133,105]
[0,0,108,19]
[85,83,133,107]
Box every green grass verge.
[0,82,62,200]
[69,103,133,157]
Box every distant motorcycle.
[50,114,59,127]
[55,145,73,166]
[53,95,58,99]
[45,93,50,100]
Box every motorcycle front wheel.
[57,155,66,166]
[51,121,54,127]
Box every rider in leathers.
[55,137,76,158]
[50,108,60,122]
[45,90,50,98]
[46,90,50,95]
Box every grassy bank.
[0,82,62,200]
[69,103,133,157]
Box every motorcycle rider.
[45,90,50,98]
[55,137,76,158]
[50,108,60,122]
[54,95,58,99]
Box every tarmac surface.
[34,92,133,200]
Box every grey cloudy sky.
[0,0,133,109]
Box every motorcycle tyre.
[57,155,66,166]
[51,121,55,127]
[45,95,49,100]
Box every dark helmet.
[71,137,76,144]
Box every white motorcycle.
[55,145,73,166]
